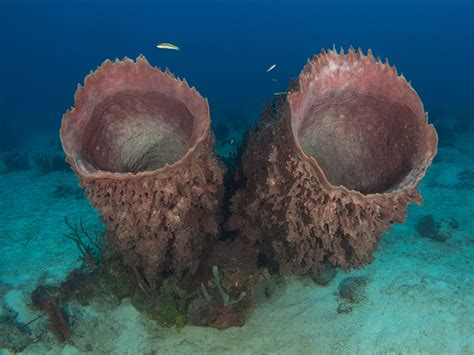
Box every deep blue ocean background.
[0,1,473,353]
[0,0,473,147]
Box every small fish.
[272,78,278,82]
[266,64,277,73]
[156,42,180,51]
[273,91,287,96]
[227,139,235,145]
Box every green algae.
[152,280,188,330]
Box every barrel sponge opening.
[296,92,424,194]
[81,90,194,174]
[290,47,436,195]
[61,55,209,178]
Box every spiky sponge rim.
[60,55,210,180]
[287,46,438,200]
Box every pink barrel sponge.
[60,56,225,281]
[227,47,438,274]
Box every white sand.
[1,134,473,354]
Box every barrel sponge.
[227,47,438,274]
[60,56,225,280]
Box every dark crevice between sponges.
[217,129,249,242]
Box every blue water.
[0,1,473,353]
[0,0,473,145]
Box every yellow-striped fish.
[156,42,180,51]
[266,64,277,72]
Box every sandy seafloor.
[0,132,473,354]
